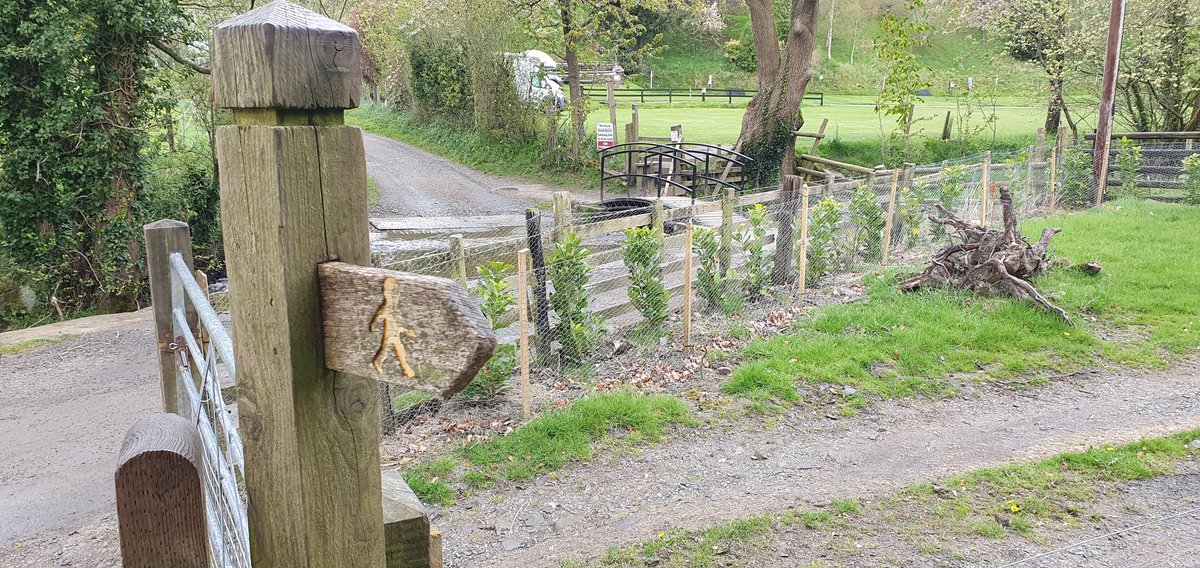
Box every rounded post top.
[212,0,361,111]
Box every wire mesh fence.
[368,135,1200,448]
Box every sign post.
[596,122,615,151]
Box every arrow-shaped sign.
[318,262,497,397]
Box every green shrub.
[737,204,773,299]
[622,227,669,337]
[1060,146,1094,207]
[801,197,842,285]
[459,343,517,402]
[722,38,756,72]
[548,234,604,366]
[693,227,743,314]
[409,31,472,121]
[849,183,885,262]
[476,261,516,331]
[1114,137,1144,199]
[897,181,930,247]
[1183,154,1200,205]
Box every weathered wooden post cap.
[212,0,361,110]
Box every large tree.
[736,0,821,188]
[0,0,189,313]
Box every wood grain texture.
[381,469,432,568]
[881,170,899,265]
[115,413,207,568]
[143,220,196,415]
[217,124,383,568]
[318,262,497,397]
[212,1,361,110]
[796,184,811,297]
[517,250,531,419]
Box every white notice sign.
[596,122,615,150]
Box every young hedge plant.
[737,203,773,300]
[461,260,519,403]
[849,183,885,262]
[800,197,841,285]
[1183,154,1200,205]
[693,227,743,315]
[549,233,605,366]
[622,227,669,338]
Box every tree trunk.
[559,0,584,160]
[738,0,820,188]
[1044,74,1063,133]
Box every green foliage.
[408,30,472,121]
[849,184,886,262]
[622,227,669,337]
[737,204,773,299]
[1114,137,1144,199]
[0,0,190,314]
[873,0,930,137]
[549,234,605,366]
[1060,145,1094,207]
[462,392,693,483]
[801,197,842,285]
[932,165,968,240]
[897,181,930,247]
[693,227,743,314]
[721,38,756,72]
[459,343,517,403]
[476,261,517,331]
[1183,154,1200,205]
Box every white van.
[506,49,566,110]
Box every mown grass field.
[725,199,1200,405]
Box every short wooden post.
[1047,146,1059,209]
[682,224,694,351]
[144,220,196,417]
[825,172,835,197]
[525,209,553,361]
[449,234,467,286]
[796,184,811,297]
[552,191,573,243]
[115,413,207,568]
[651,199,665,246]
[772,176,798,285]
[719,187,735,272]
[516,249,532,419]
[881,169,899,265]
[607,81,618,143]
[212,2,385,565]
[380,470,432,568]
[979,152,992,225]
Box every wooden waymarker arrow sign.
[318,262,497,397]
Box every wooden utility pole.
[211,2,385,566]
[1093,0,1127,204]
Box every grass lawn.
[724,199,1200,404]
[585,95,1079,147]
[569,429,1200,567]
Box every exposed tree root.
[899,185,1094,325]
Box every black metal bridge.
[598,142,754,203]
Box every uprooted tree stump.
[898,184,1094,326]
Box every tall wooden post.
[553,191,573,243]
[115,413,208,568]
[979,152,992,225]
[1048,147,1060,209]
[144,220,196,417]
[719,187,735,272]
[651,199,665,246]
[796,184,811,298]
[631,103,640,142]
[607,81,618,143]
[682,224,694,351]
[525,209,553,360]
[212,3,384,566]
[772,176,798,285]
[1094,0,1127,201]
[881,170,899,265]
[517,250,532,419]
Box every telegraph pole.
[1093,0,1127,205]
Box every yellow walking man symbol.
[370,277,417,377]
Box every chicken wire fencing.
[368,136,1200,444]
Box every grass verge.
[725,200,1200,405]
[346,105,596,188]
[0,334,73,356]
[399,391,695,502]
[569,429,1200,567]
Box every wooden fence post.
[1095,144,1111,206]
[607,81,618,143]
[979,151,992,225]
[380,470,432,568]
[1048,146,1059,209]
[796,184,811,298]
[517,249,532,419]
[631,103,640,142]
[651,198,665,247]
[212,3,385,566]
[881,169,899,265]
[719,187,735,272]
[682,224,694,351]
[553,191,573,243]
[115,413,207,568]
[449,234,467,286]
[825,172,835,197]
[144,220,196,417]
[771,176,798,285]
[525,209,553,361]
